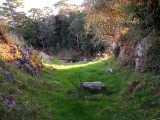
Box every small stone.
[150,76,160,80]
[54,81,61,87]
[3,71,15,83]
[105,68,113,73]
[70,61,73,63]
[4,97,16,110]
[83,58,87,62]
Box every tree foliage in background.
[83,0,122,38]
[68,12,86,52]
[0,0,24,28]
[68,12,106,55]
[54,0,79,15]
[36,15,57,51]
[0,0,160,71]
[15,17,38,46]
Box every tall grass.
[8,31,26,46]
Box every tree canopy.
[0,0,160,54]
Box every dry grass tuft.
[38,52,52,63]
[29,50,43,71]
[7,31,25,46]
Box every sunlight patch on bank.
[43,56,110,70]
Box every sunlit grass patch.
[43,56,111,70]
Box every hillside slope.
[0,25,159,120]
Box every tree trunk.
[9,10,16,28]
[42,39,45,52]
[76,34,81,52]
[38,39,45,52]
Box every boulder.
[134,36,151,71]
[80,81,105,92]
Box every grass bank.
[0,57,159,120]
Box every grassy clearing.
[0,57,160,120]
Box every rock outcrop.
[134,36,151,71]
[16,45,40,76]
[0,42,41,76]
[112,33,152,72]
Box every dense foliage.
[123,0,160,35]
[146,37,160,74]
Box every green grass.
[0,57,160,120]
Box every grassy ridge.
[0,57,159,120]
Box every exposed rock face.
[112,33,152,71]
[134,36,151,71]
[23,63,38,76]
[112,40,131,59]
[112,40,135,66]
[112,42,121,58]
[16,45,40,76]
[0,40,41,76]
[19,48,30,60]
[24,45,32,55]
[118,44,131,59]
[80,81,105,92]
